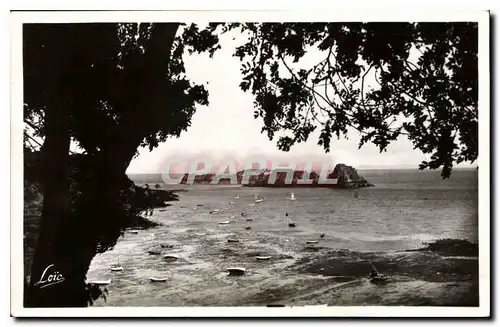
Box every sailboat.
[368,262,389,283]
[110,256,123,271]
[287,192,296,201]
[254,195,263,203]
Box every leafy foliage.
[216,23,478,178]
[23,23,219,306]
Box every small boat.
[159,209,166,212]
[246,218,253,221]
[287,192,296,201]
[229,216,236,219]
[234,195,240,199]
[89,280,111,286]
[227,267,246,276]
[245,226,251,230]
[368,262,389,283]
[254,195,263,203]
[110,256,123,271]
[210,209,220,214]
[229,202,235,205]
[195,232,207,236]
[197,204,204,207]
[288,223,296,227]
[306,240,319,244]
[241,213,247,216]
[163,254,180,261]
[149,277,168,282]
[160,244,174,248]
[148,250,161,255]
[320,233,325,238]
[227,239,239,243]
[129,230,139,234]
[218,221,230,225]
[193,207,198,210]
[256,256,271,260]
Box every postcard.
[10,9,490,317]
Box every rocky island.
[241,163,374,188]
[176,163,374,188]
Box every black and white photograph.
[10,9,490,317]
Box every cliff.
[242,163,374,188]
[331,164,374,188]
[175,163,374,188]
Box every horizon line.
[126,166,478,175]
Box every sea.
[86,168,479,307]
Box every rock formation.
[330,164,374,188]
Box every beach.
[82,169,478,306]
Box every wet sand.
[86,188,478,307]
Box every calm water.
[86,169,478,306]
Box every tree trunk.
[24,22,180,307]
[25,98,80,307]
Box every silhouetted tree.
[23,23,219,307]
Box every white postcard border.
[10,9,491,317]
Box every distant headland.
[157,163,374,189]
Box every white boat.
[89,280,111,286]
[227,267,246,276]
[229,215,235,219]
[306,240,319,244]
[195,232,207,236]
[287,192,296,201]
[210,209,220,214]
[149,277,168,282]
[163,254,180,261]
[229,202,235,205]
[254,195,263,203]
[234,195,240,199]
[218,221,230,225]
[110,266,123,272]
[256,256,271,260]
[129,230,139,234]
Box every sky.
[125,28,475,174]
